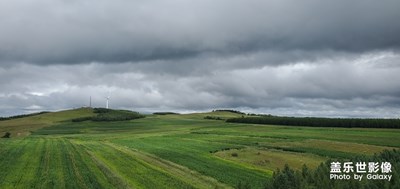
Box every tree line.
[0,111,50,121]
[213,109,246,114]
[262,149,400,189]
[72,108,145,122]
[204,116,223,120]
[226,116,400,129]
[153,112,180,115]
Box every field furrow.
[0,139,33,186]
[82,141,195,189]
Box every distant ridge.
[0,111,50,121]
[0,108,95,137]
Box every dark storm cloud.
[0,0,399,64]
[1,0,400,117]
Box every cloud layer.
[1,0,399,64]
[1,0,400,117]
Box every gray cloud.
[0,0,399,64]
[1,0,400,117]
[1,50,400,117]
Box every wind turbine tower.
[106,95,110,109]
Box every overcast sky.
[1,0,400,117]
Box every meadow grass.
[0,109,399,188]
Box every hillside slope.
[0,108,95,137]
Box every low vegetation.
[1,132,10,138]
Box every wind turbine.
[106,95,110,109]
[106,92,110,109]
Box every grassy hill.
[0,108,95,137]
[0,108,399,188]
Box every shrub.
[1,132,11,138]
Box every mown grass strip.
[82,141,195,189]
[105,142,232,189]
[87,150,131,189]
[113,136,271,189]
[32,138,51,188]
[66,140,114,189]
[0,139,31,186]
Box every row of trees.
[226,116,400,128]
[263,149,400,189]
[153,112,180,115]
[204,116,223,120]
[0,111,49,121]
[213,109,246,114]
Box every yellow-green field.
[0,108,94,137]
[0,108,399,188]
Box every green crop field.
[0,108,399,189]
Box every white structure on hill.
[106,96,110,109]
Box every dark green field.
[0,108,399,189]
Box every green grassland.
[0,108,399,188]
